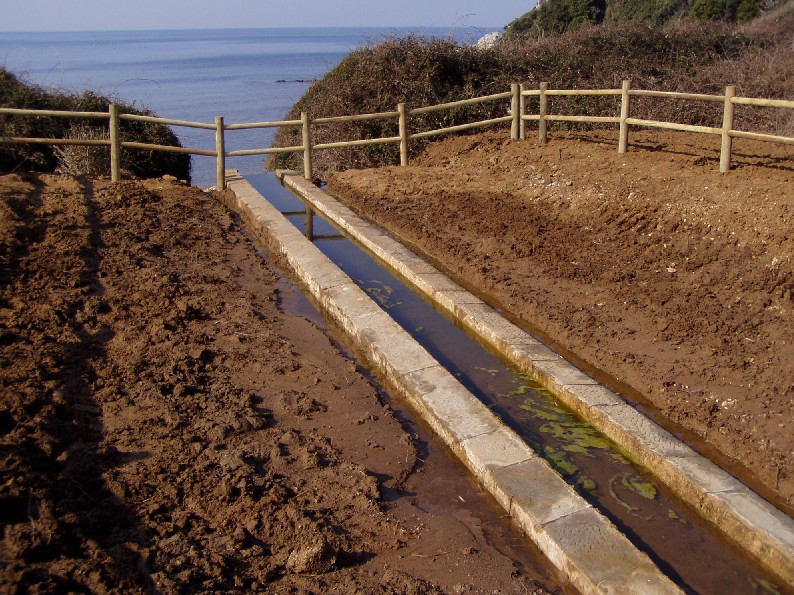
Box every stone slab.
[460,426,537,484]
[420,379,504,444]
[533,359,600,387]
[492,459,589,526]
[510,341,565,364]
[592,403,696,461]
[542,507,681,595]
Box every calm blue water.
[0,27,496,185]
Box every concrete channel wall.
[271,171,794,590]
[223,171,683,594]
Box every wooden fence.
[1,80,792,190]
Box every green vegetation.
[507,0,609,35]
[505,0,786,36]
[1,68,190,181]
[270,2,793,180]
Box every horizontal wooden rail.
[729,130,794,145]
[545,89,622,96]
[624,117,722,135]
[410,91,512,115]
[629,89,723,103]
[544,115,620,124]
[314,111,399,125]
[120,113,216,130]
[410,115,513,140]
[120,141,217,157]
[224,119,301,130]
[226,145,304,157]
[732,96,794,109]
[0,136,110,146]
[0,107,109,119]
[314,136,402,150]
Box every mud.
[0,173,562,593]
[327,129,794,510]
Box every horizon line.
[0,24,505,35]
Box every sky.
[0,1,536,32]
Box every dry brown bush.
[53,124,111,178]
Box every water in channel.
[246,173,783,595]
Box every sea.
[0,27,497,186]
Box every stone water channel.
[247,173,783,595]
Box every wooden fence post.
[215,116,226,190]
[720,85,736,173]
[618,79,631,154]
[511,83,520,140]
[109,103,121,182]
[398,102,408,167]
[301,111,313,180]
[539,82,548,145]
[519,84,527,141]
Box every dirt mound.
[328,129,794,509]
[0,173,560,593]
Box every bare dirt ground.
[328,129,794,511]
[0,173,563,593]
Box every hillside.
[505,0,788,36]
[270,3,793,181]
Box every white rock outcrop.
[474,31,501,49]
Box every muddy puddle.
[247,172,784,595]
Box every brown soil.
[327,129,794,511]
[0,173,563,593]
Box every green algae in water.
[513,373,644,468]
[518,386,612,454]
[609,473,659,519]
[622,473,657,501]
[541,421,614,453]
[475,367,500,376]
[364,280,402,310]
[510,371,674,521]
[519,403,563,421]
[667,508,688,525]
[544,447,599,492]
[544,446,579,476]
[609,474,641,514]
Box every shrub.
[53,124,110,177]
[690,0,730,20]
[505,0,776,36]
[506,0,608,36]
[737,0,762,21]
[0,68,191,181]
